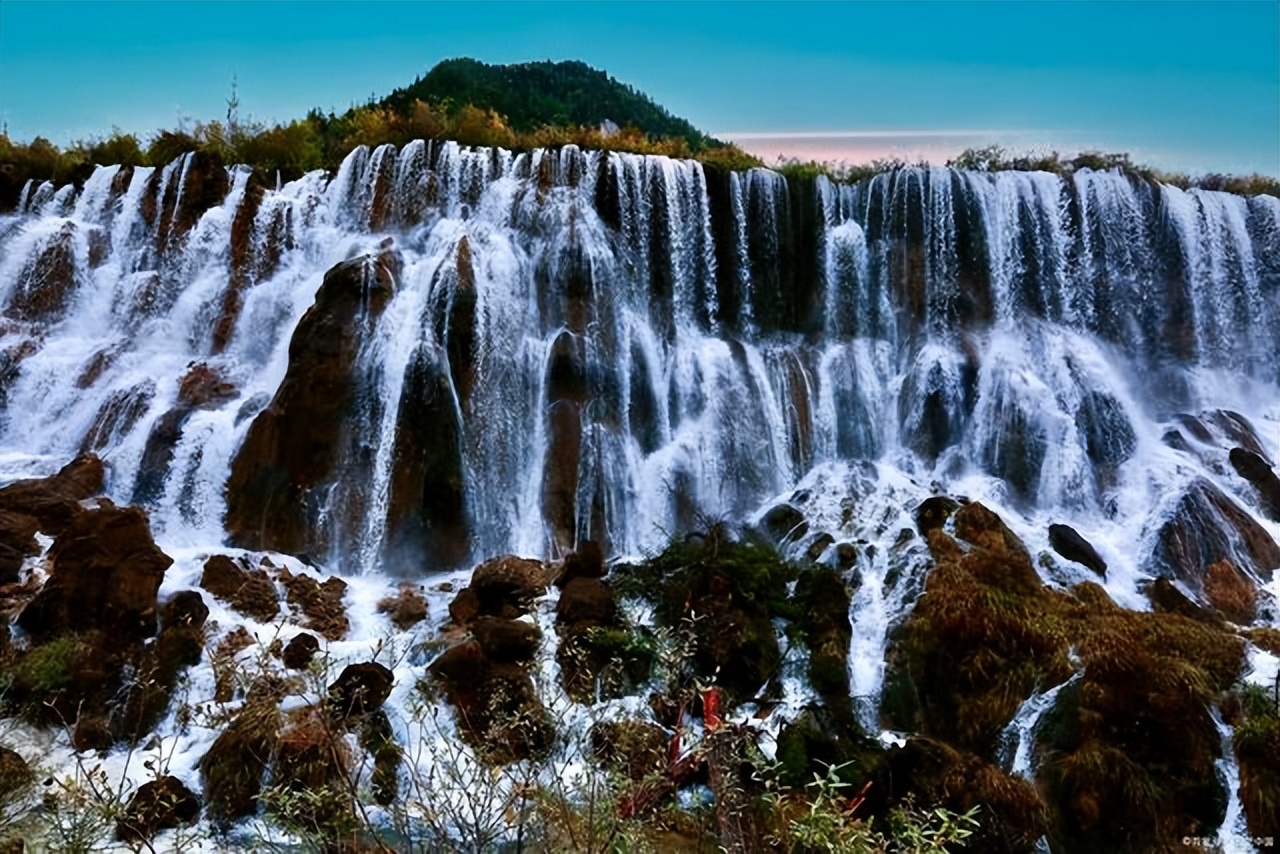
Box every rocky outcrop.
[1229,447,1280,521]
[0,453,104,538]
[7,221,80,322]
[467,555,549,618]
[1154,478,1280,597]
[18,501,172,645]
[326,662,394,722]
[0,509,39,584]
[200,688,282,825]
[279,567,348,640]
[383,342,468,571]
[225,255,396,555]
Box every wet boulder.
[1048,524,1107,577]
[161,590,209,631]
[915,496,960,535]
[279,567,348,640]
[8,221,81,322]
[281,632,320,670]
[1075,390,1137,468]
[1229,448,1280,522]
[758,502,808,544]
[470,616,542,664]
[18,501,172,645]
[1154,478,1280,598]
[199,555,279,622]
[177,362,236,409]
[555,540,605,588]
[115,776,200,845]
[225,256,395,555]
[199,700,281,825]
[428,642,552,764]
[470,555,549,618]
[0,509,39,584]
[0,453,104,537]
[556,577,617,628]
[327,662,394,721]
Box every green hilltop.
[382,57,714,149]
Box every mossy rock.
[557,623,655,703]
[775,704,880,790]
[1233,683,1279,838]
[897,504,1248,854]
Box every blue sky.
[1,1,1276,175]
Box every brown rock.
[327,662,394,721]
[448,585,481,626]
[115,776,200,844]
[225,256,395,554]
[0,746,32,800]
[199,555,279,623]
[280,568,348,640]
[199,701,281,824]
[470,616,542,664]
[177,362,237,409]
[377,584,428,630]
[1155,478,1280,597]
[556,577,617,629]
[555,540,605,588]
[0,508,40,584]
[0,453,104,537]
[281,632,320,670]
[1229,447,1280,521]
[271,708,352,827]
[8,221,80,322]
[471,555,548,617]
[382,342,469,570]
[17,502,172,645]
[954,502,1033,567]
[161,590,209,631]
[915,496,960,535]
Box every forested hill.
[382,58,713,149]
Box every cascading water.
[5,145,1275,575]
[3,140,1279,851]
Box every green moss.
[1234,682,1279,838]
[896,507,1253,854]
[14,636,78,695]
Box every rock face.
[224,255,395,555]
[383,342,469,571]
[18,501,172,645]
[1048,524,1107,577]
[0,453,104,538]
[1229,447,1280,522]
[1154,478,1280,598]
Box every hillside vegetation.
[2,57,1277,209]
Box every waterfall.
[0,149,1276,585]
